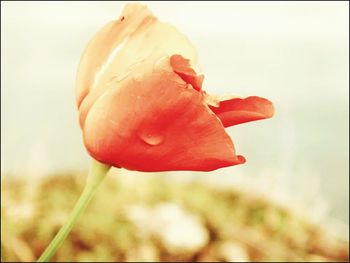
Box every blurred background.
[1,1,349,262]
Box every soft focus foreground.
[1,173,348,262]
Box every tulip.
[38,3,273,262]
[76,3,274,172]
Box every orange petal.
[83,58,245,172]
[170,55,204,91]
[76,3,273,172]
[76,3,199,108]
[209,96,274,127]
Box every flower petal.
[209,96,274,127]
[170,55,204,91]
[76,3,199,108]
[83,58,245,172]
[76,3,273,172]
[76,4,154,107]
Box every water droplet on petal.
[139,132,164,146]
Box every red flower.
[76,4,274,172]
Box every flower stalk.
[37,159,110,262]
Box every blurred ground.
[1,172,348,262]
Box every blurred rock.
[5,202,35,223]
[216,241,249,262]
[127,202,209,255]
[125,243,159,262]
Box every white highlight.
[92,36,129,90]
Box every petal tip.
[237,155,246,164]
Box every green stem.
[37,159,110,262]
